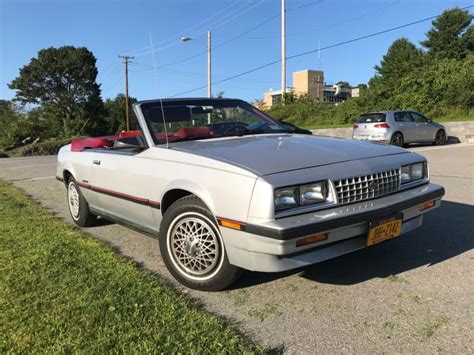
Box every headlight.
[274,187,298,211]
[401,162,428,184]
[299,182,328,204]
[274,181,331,211]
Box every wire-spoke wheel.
[160,195,242,291]
[434,129,446,145]
[390,132,404,147]
[68,182,81,220]
[169,216,221,277]
[66,177,97,227]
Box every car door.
[409,112,432,142]
[89,149,157,231]
[393,111,416,142]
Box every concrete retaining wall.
[311,121,474,143]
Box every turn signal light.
[217,217,245,231]
[374,123,390,129]
[295,233,327,247]
[419,200,436,211]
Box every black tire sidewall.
[159,196,242,291]
[391,132,404,147]
[435,130,446,145]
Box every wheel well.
[63,170,73,186]
[161,189,193,215]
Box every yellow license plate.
[367,216,402,246]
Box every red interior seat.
[119,130,142,138]
[71,137,113,152]
[175,127,210,139]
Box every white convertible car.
[57,98,445,291]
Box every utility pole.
[118,55,134,131]
[281,0,286,102]
[208,30,212,98]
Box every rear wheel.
[67,177,97,227]
[434,129,446,145]
[390,132,404,147]
[159,195,242,291]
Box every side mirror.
[428,118,433,123]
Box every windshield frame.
[138,98,289,146]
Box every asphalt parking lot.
[1,143,473,353]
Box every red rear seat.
[71,137,113,152]
[175,127,210,139]
[119,130,141,138]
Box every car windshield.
[357,113,386,123]
[140,99,291,145]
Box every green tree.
[8,46,105,136]
[421,7,473,59]
[336,81,351,87]
[371,38,424,95]
[103,94,138,134]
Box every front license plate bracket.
[367,213,403,246]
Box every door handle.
[92,159,101,165]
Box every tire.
[67,177,97,227]
[159,195,242,291]
[434,129,446,145]
[390,132,404,147]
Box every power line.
[155,0,325,70]
[168,4,474,98]
[130,0,266,58]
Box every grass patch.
[248,303,281,322]
[385,274,408,283]
[420,315,449,339]
[0,180,263,353]
[436,110,474,123]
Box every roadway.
[1,143,473,353]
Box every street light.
[181,31,212,98]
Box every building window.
[271,94,282,105]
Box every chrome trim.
[333,168,401,205]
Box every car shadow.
[408,135,460,148]
[231,200,473,289]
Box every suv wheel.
[159,195,242,291]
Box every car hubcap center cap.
[184,238,200,256]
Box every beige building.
[263,69,354,108]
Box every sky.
[1,0,472,103]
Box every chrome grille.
[333,169,400,205]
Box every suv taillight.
[374,123,390,129]
[353,124,359,129]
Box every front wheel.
[159,195,242,291]
[390,132,404,147]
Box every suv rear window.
[357,113,386,123]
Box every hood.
[173,134,408,176]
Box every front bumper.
[221,183,444,272]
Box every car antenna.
[149,30,169,149]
